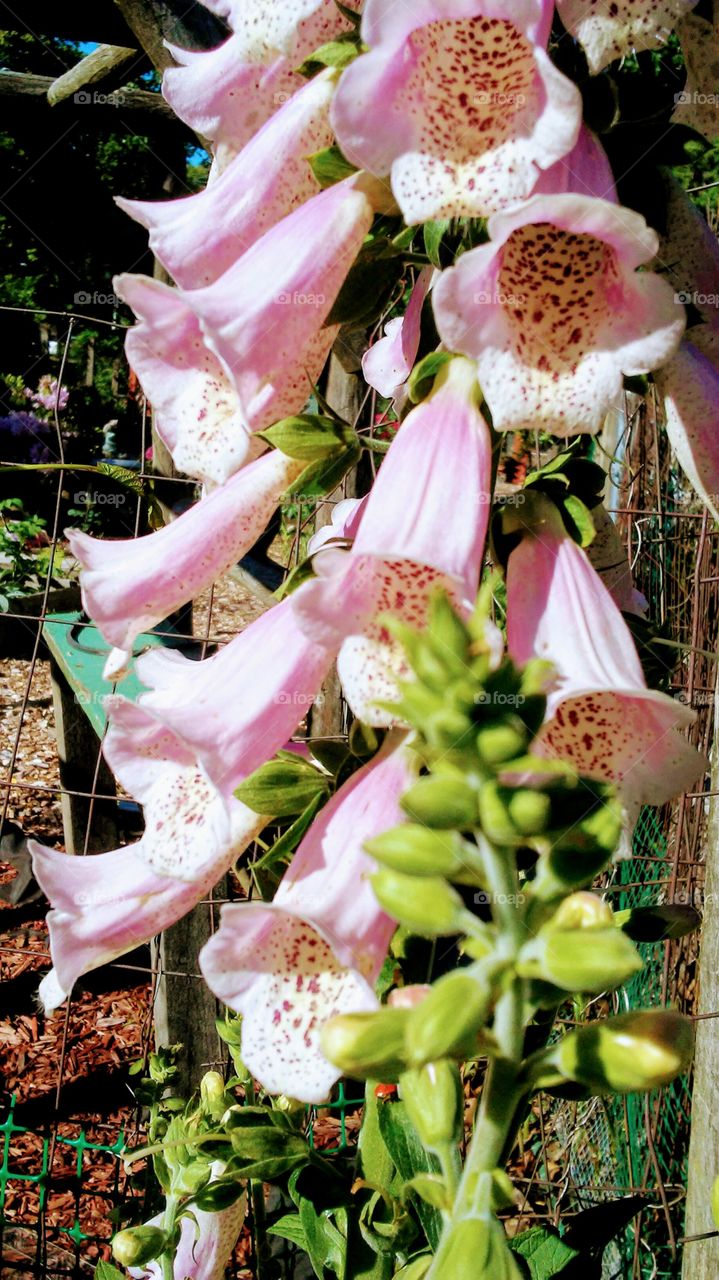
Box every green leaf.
[286,440,361,500]
[252,791,328,873]
[235,757,330,818]
[260,414,356,460]
[423,219,451,268]
[268,1213,308,1249]
[274,555,316,602]
[407,352,452,404]
[229,1126,309,1180]
[326,256,404,327]
[299,36,359,76]
[403,1173,450,1211]
[95,1263,127,1280]
[187,1177,247,1212]
[510,1227,580,1278]
[309,143,359,187]
[559,495,596,548]
[376,1102,443,1251]
[299,1196,348,1279]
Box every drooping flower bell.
[505,496,705,809]
[331,0,581,222]
[556,0,699,75]
[433,193,685,435]
[112,357,494,785]
[163,0,359,166]
[363,267,433,403]
[200,738,417,1102]
[128,1164,247,1280]
[117,71,336,290]
[30,701,267,1012]
[68,448,304,651]
[115,178,373,487]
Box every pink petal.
[361,0,554,52]
[292,358,493,722]
[673,9,719,139]
[506,520,705,806]
[658,341,719,525]
[433,194,685,434]
[557,0,698,74]
[163,36,301,164]
[331,3,581,221]
[114,274,257,486]
[587,505,647,616]
[655,173,719,363]
[128,599,333,798]
[117,72,335,290]
[31,805,262,1009]
[186,181,374,429]
[132,1171,247,1280]
[532,125,617,202]
[68,450,303,650]
[307,496,368,555]
[362,267,433,399]
[200,741,415,1101]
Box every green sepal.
[259,414,356,460]
[234,754,329,818]
[307,142,359,187]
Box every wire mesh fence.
[0,311,717,1279]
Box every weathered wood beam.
[113,0,228,72]
[682,670,719,1278]
[48,45,138,107]
[0,68,175,116]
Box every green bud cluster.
[322,968,493,1079]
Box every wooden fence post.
[682,668,719,1277]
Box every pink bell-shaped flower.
[30,702,267,1012]
[331,0,581,222]
[433,193,685,435]
[200,738,417,1102]
[556,0,698,75]
[506,500,705,808]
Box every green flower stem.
[160,1195,179,1280]
[435,1140,463,1206]
[426,839,528,1276]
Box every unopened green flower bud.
[517,928,642,994]
[478,781,519,845]
[401,776,478,828]
[405,970,490,1066]
[200,1070,228,1119]
[533,795,623,900]
[321,1008,409,1080]
[400,1061,464,1149]
[349,720,381,759]
[507,788,552,837]
[428,592,471,665]
[476,721,528,766]
[113,1226,168,1268]
[615,903,700,943]
[365,825,467,878]
[550,892,614,931]
[438,1217,524,1279]
[556,1010,694,1094]
[394,1256,432,1280]
[371,870,474,937]
[425,707,474,750]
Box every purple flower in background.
[0,411,57,465]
